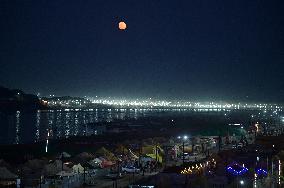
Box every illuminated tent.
[142,145,163,163]
[72,163,84,174]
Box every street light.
[178,135,188,165]
[240,180,244,186]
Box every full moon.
[118,21,127,30]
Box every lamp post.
[178,135,188,165]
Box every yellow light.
[279,160,281,185]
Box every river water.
[0,108,280,145]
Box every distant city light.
[43,96,284,114]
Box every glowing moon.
[118,21,127,30]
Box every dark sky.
[0,0,284,102]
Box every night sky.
[1,0,284,102]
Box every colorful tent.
[95,147,117,161]
[142,145,163,163]
[99,157,115,168]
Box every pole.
[61,152,64,171]
[267,156,269,171]
[272,161,274,176]
[155,145,158,172]
[139,142,141,167]
[236,176,239,188]
[182,142,185,165]
[165,146,168,168]
[39,176,41,188]
[155,145,158,162]
[83,167,86,185]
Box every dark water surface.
[0,108,278,145]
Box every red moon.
[118,21,127,30]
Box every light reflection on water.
[0,108,230,145]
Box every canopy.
[95,147,117,161]
[44,160,71,176]
[0,159,11,169]
[0,167,18,179]
[100,160,114,168]
[59,152,71,159]
[88,158,103,168]
[24,159,46,171]
[72,163,84,173]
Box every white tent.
[72,163,84,174]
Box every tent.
[95,147,117,161]
[75,152,95,164]
[59,152,71,159]
[77,152,94,159]
[88,158,102,168]
[115,144,128,155]
[44,160,71,176]
[0,167,18,186]
[0,167,18,179]
[0,159,11,169]
[72,163,84,174]
[99,157,115,168]
[24,159,46,171]
[140,156,154,163]
[142,145,163,163]
[128,149,139,160]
